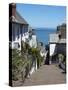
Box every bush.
[58,54,64,63]
[30,48,43,68]
[12,49,24,80]
[58,53,66,72]
[11,42,43,81]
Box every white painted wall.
[29,35,37,48]
[50,44,56,56]
[22,32,29,42]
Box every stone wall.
[56,43,66,56]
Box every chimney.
[9,3,16,18]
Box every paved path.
[23,65,66,86]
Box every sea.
[34,28,56,45]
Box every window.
[12,23,15,41]
[24,25,28,33]
[17,25,19,39]
[22,25,24,36]
[12,23,20,41]
[21,25,28,36]
[20,25,22,35]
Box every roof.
[10,11,28,25]
[49,34,59,43]
[16,11,28,24]
[58,39,66,43]
[49,33,66,44]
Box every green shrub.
[11,42,43,81]
[12,49,24,80]
[58,54,64,63]
[58,53,66,66]
[30,48,42,68]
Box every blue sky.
[16,3,66,28]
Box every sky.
[16,3,66,29]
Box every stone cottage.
[49,24,66,64]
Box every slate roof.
[10,11,28,25]
[49,34,59,43]
[16,11,28,24]
[49,33,66,44]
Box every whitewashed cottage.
[9,3,29,50]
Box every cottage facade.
[49,24,66,64]
[9,3,38,76]
[9,3,29,50]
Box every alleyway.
[13,65,66,86]
[23,65,66,86]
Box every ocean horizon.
[34,28,56,45]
